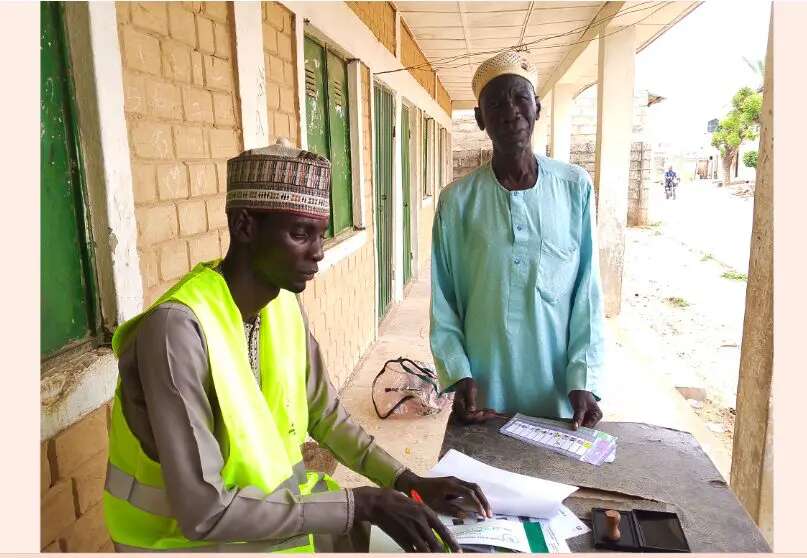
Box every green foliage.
[711,87,763,158]
[743,150,758,168]
[665,297,690,308]
[722,270,748,281]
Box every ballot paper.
[501,414,618,466]
[369,515,570,553]
[548,504,591,540]
[369,450,585,553]
[426,449,578,518]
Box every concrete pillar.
[533,91,551,157]
[593,25,635,317]
[730,11,772,545]
[550,84,575,162]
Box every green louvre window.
[422,115,434,198]
[304,36,353,238]
[374,84,394,318]
[41,1,100,359]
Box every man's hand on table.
[353,484,460,552]
[450,378,500,424]
[352,470,491,552]
[395,469,492,519]
[568,390,602,429]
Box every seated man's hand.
[395,470,492,519]
[451,378,499,424]
[353,486,460,553]
[568,390,602,429]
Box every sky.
[635,0,771,153]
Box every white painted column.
[533,91,551,157]
[233,2,269,149]
[593,25,636,317]
[347,60,367,229]
[63,2,143,325]
[550,84,576,162]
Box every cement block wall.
[117,1,243,307]
[41,405,114,552]
[347,1,396,56]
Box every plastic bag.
[371,357,453,419]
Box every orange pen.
[410,489,452,552]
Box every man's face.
[247,212,328,293]
[475,74,540,154]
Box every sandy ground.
[620,179,754,457]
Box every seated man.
[430,51,606,429]
[104,140,490,553]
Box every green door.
[304,36,353,237]
[374,85,394,318]
[422,115,430,196]
[41,2,98,358]
[401,105,412,285]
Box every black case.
[591,508,690,552]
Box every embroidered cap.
[226,138,331,220]
[471,50,538,101]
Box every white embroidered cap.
[472,50,538,100]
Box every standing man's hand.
[451,378,499,424]
[568,390,602,429]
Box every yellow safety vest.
[103,261,338,552]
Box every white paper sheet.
[448,519,532,552]
[369,514,574,554]
[548,504,591,540]
[537,518,572,553]
[426,449,578,519]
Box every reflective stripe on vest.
[104,461,309,518]
[108,469,333,553]
[113,535,313,553]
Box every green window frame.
[422,115,431,198]
[41,1,101,359]
[303,35,354,239]
[438,125,444,192]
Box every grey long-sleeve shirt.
[117,300,406,543]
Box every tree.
[711,87,762,185]
[743,150,758,169]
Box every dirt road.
[619,179,754,455]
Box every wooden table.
[440,419,770,552]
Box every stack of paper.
[426,449,578,518]
[369,450,591,553]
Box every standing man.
[430,51,606,429]
[104,140,490,553]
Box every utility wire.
[375,2,665,77]
[398,1,663,74]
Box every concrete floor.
[332,265,731,489]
